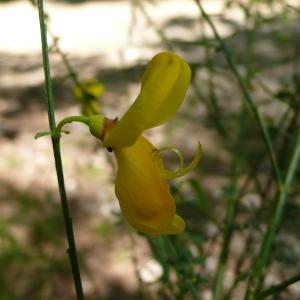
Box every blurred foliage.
[73,79,104,116]
[0,187,70,299]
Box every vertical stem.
[213,191,238,300]
[37,1,85,299]
[191,2,296,299]
[38,0,55,131]
[52,139,85,300]
[244,128,300,300]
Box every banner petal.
[103,52,191,148]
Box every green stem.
[213,135,246,300]
[55,116,90,136]
[194,0,283,188]
[52,139,85,300]
[37,1,85,299]
[38,0,55,131]
[257,272,300,299]
[213,191,238,300]
[193,2,282,298]
[244,129,300,299]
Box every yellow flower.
[56,52,202,235]
[99,52,201,235]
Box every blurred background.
[1,0,300,299]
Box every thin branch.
[37,1,85,299]
[258,272,300,299]
[194,0,283,189]
[244,128,300,299]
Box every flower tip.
[170,214,186,234]
[152,215,186,235]
[133,214,186,236]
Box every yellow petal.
[103,52,191,148]
[114,136,185,235]
[128,214,185,235]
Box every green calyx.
[87,115,105,139]
[55,115,105,140]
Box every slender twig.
[213,108,245,297]
[200,11,228,142]
[37,1,85,299]
[164,237,201,300]
[257,272,300,299]
[38,0,55,132]
[212,191,238,300]
[263,108,299,199]
[30,0,99,115]
[192,4,298,299]
[136,1,173,50]
[244,128,300,299]
[244,39,300,297]
[128,232,147,300]
[194,0,283,189]
[213,141,248,300]
[223,271,249,300]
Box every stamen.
[153,147,184,172]
[153,143,202,180]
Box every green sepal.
[34,131,51,139]
[87,115,105,140]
